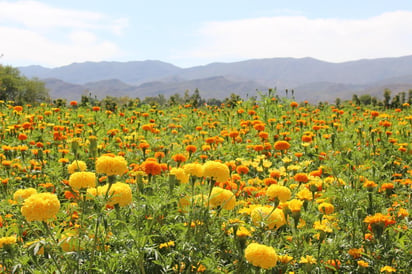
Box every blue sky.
[1,0,412,68]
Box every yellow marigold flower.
[183,163,204,177]
[313,219,333,233]
[236,226,253,238]
[67,160,87,174]
[95,155,128,176]
[348,247,364,259]
[21,193,60,222]
[363,180,377,191]
[299,255,317,264]
[251,206,286,229]
[288,199,304,213]
[318,202,334,215]
[266,184,291,202]
[170,168,189,184]
[380,266,396,273]
[278,254,293,264]
[104,182,132,207]
[209,187,236,210]
[202,161,230,182]
[69,172,96,190]
[357,260,369,268]
[244,243,278,269]
[0,236,17,248]
[159,240,175,249]
[296,188,313,201]
[13,188,37,202]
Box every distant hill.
[19,55,412,102]
[43,76,267,102]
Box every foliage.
[0,65,49,105]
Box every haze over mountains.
[19,55,412,102]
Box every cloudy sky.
[1,0,412,68]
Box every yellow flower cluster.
[251,206,286,230]
[0,236,17,248]
[244,242,278,269]
[202,161,230,182]
[13,188,37,202]
[67,160,87,174]
[69,172,96,190]
[209,187,236,210]
[95,155,128,176]
[88,182,132,207]
[21,193,60,222]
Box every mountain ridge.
[18,55,412,102]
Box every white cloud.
[0,1,128,67]
[182,11,412,63]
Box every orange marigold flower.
[172,153,187,163]
[142,161,162,176]
[236,165,249,175]
[294,173,309,183]
[301,135,312,143]
[274,141,290,150]
[290,102,299,108]
[185,145,197,153]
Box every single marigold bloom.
[209,187,236,210]
[290,102,299,108]
[318,202,334,215]
[294,173,309,183]
[274,141,290,150]
[358,260,369,268]
[202,161,230,182]
[142,160,162,176]
[0,236,17,248]
[89,182,132,207]
[172,153,187,163]
[263,178,277,186]
[69,172,96,190]
[67,160,87,174]
[370,111,379,117]
[154,151,165,159]
[314,219,333,233]
[251,206,286,229]
[170,168,189,183]
[95,155,128,176]
[299,255,317,264]
[244,243,278,269]
[185,145,197,153]
[236,165,249,175]
[348,247,364,259]
[183,163,203,177]
[92,106,100,111]
[266,184,291,202]
[363,180,377,191]
[301,135,313,143]
[21,193,60,222]
[70,101,78,106]
[13,188,37,202]
[380,266,396,273]
[18,133,28,141]
[288,199,304,213]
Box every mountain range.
[19,55,412,102]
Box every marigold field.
[0,91,411,273]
